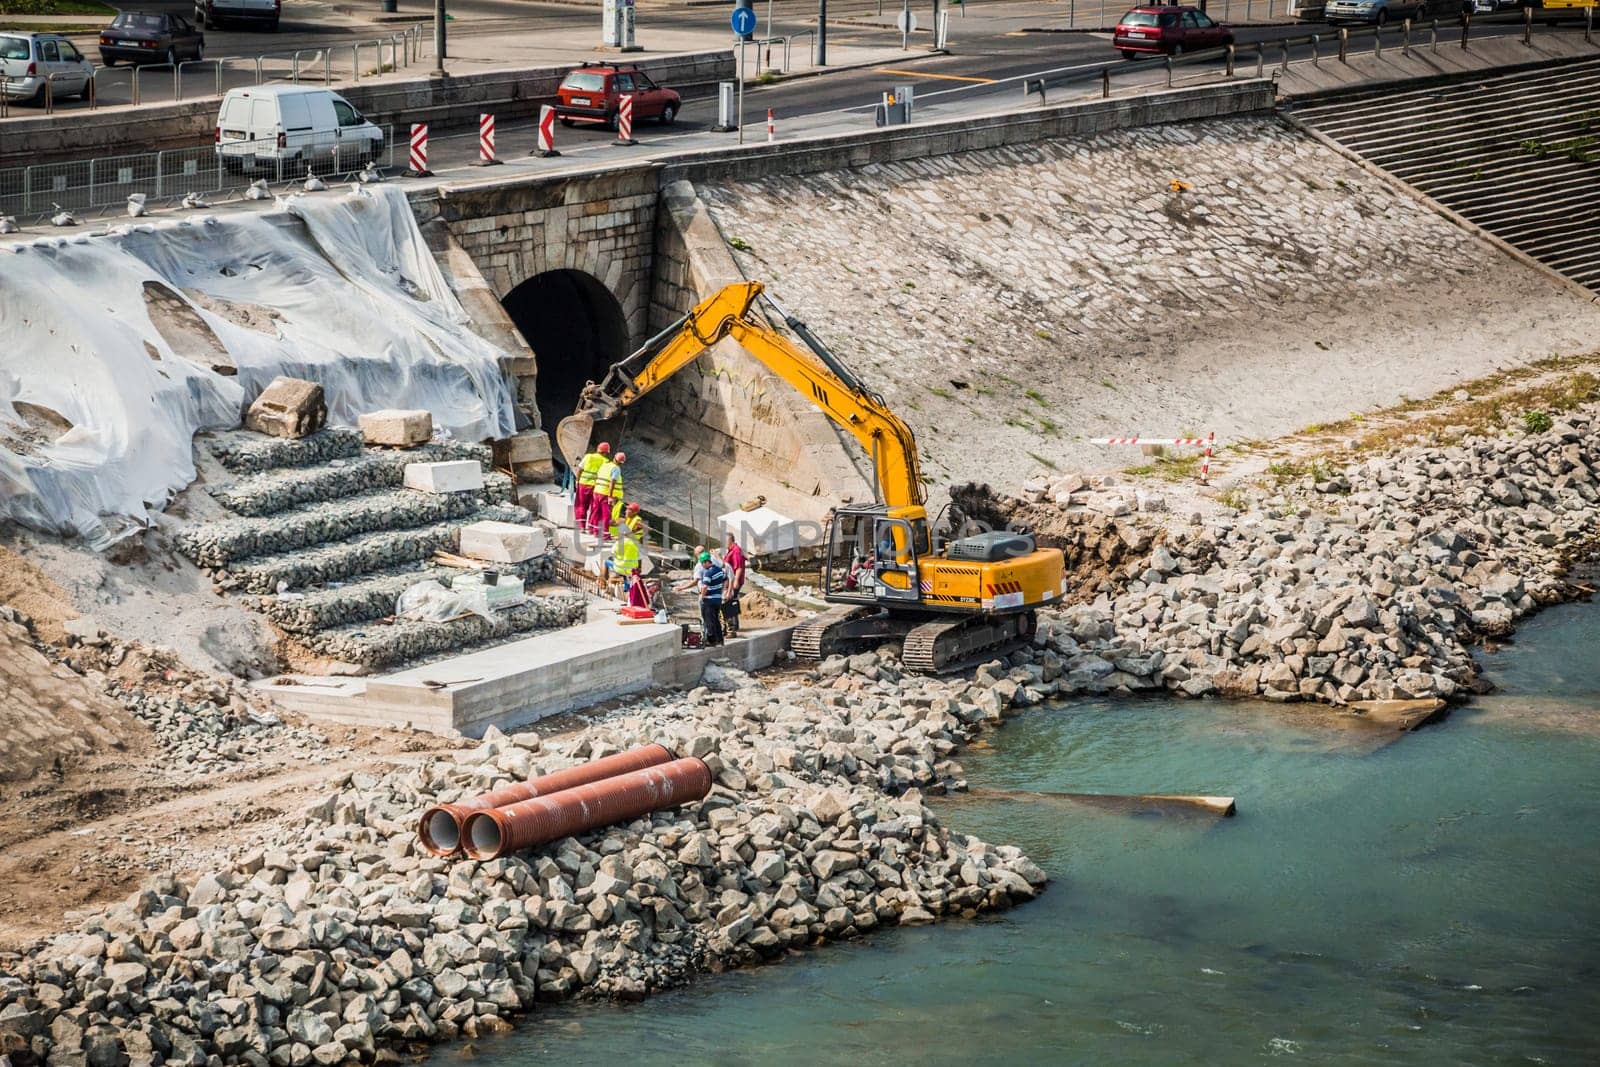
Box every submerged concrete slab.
[257,616,682,737]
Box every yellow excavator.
[555,281,1066,672]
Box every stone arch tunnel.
[500,268,631,433]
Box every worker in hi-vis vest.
[575,441,610,534]
[588,451,625,540]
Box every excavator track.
[790,605,920,661]
[902,611,1037,674]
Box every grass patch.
[1216,486,1249,511]
[1125,452,1202,483]
[928,386,953,400]
[1024,388,1048,406]
[1523,410,1553,434]
[0,0,113,12]
[1037,416,1060,436]
[726,236,753,253]
[1027,452,1058,471]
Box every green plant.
[1025,388,1048,405]
[1216,486,1249,511]
[727,236,754,252]
[1027,451,1058,471]
[903,281,917,290]
[1037,416,1060,435]
[758,70,778,85]
[1035,329,1052,340]
[929,386,953,400]
[1523,410,1553,434]
[1099,378,1116,390]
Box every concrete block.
[245,376,326,439]
[492,431,554,483]
[403,460,484,494]
[719,505,799,556]
[358,408,433,448]
[538,490,575,526]
[459,520,548,563]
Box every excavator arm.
[555,280,926,508]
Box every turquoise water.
[442,603,1600,1065]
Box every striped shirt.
[698,561,726,603]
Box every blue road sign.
[731,5,757,35]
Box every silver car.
[0,32,93,103]
[1324,0,1429,23]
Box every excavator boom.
[555,281,925,508]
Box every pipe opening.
[423,809,460,853]
[467,813,503,858]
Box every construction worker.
[574,442,610,534]
[613,501,646,545]
[589,450,625,539]
[721,530,746,638]
[606,531,641,596]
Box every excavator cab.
[823,505,930,605]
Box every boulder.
[358,409,433,448]
[245,376,326,439]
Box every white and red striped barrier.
[534,104,561,157]
[614,93,637,146]
[406,123,432,178]
[472,112,502,167]
[767,107,775,143]
[1091,431,1215,482]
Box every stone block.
[245,376,326,439]
[358,409,433,448]
[403,460,484,494]
[492,432,553,469]
[460,520,548,564]
[536,490,574,526]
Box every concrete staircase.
[1292,57,1600,292]
[177,428,585,671]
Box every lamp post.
[432,0,446,77]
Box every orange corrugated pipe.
[417,743,674,856]
[461,756,712,860]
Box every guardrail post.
[214,60,220,98]
[89,70,97,108]
[1102,67,1110,97]
[353,44,361,81]
[1225,43,1235,76]
[1431,18,1439,51]
[1522,5,1532,46]
[1165,55,1173,87]
[1310,34,1319,66]
[173,63,179,101]
[1461,12,1470,49]
[88,158,96,209]
[292,51,300,84]
[1339,27,1348,62]
[324,51,331,85]
[1281,40,1290,70]
[155,150,164,198]
[1374,24,1383,59]
[22,165,31,215]
[43,76,52,115]
[1402,18,1410,56]
[254,56,262,85]
[1256,40,1264,77]
[1588,5,1594,45]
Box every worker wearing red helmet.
[575,441,610,535]
[588,450,625,541]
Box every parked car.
[215,85,384,173]
[1112,5,1234,58]
[554,63,681,130]
[99,12,204,67]
[0,31,92,103]
[1324,0,1429,24]
[194,0,281,32]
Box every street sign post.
[896,4,917,48]
[732,6,757,144]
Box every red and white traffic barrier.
[533,104,561,158]
[1091,431,1215,483]
[614,93,637,146]
[406,123,432,177]
[767,107,775,143]
[472,112,502,167]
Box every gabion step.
[176,479,513,569]
[224,504,534,595]
[208,428,365,474]
[302,590,588,669]
[210,442,496,517]
[264,557,560,635]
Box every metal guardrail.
[1022,14,1579,103]
[0,25,424,118]
[0,125,395,224]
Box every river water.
[441,602,1600,1065]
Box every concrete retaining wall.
[0,50,734,168]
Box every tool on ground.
[460,756,712,859]
[555,280,1067,672]
[418,742,675,855]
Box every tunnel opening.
[501,269,630,438]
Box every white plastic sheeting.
[0,185,517,546]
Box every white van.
[215,85,384,174]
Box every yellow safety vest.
[597,460,623,500]
[610,512,645,543]
[577,452,606,487]
[611,537,640,576]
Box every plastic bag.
[395,579,494,623]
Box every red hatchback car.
[1113,5,1234,58]
[555,62,681,130]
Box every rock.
[403,460,484,494]
[245,376,326,439]
[358,409,433,448]
[458,520,548,564]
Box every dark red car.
[1113,5,1234,58]
[555,63,681,130]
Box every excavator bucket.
[555,413,595,472]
